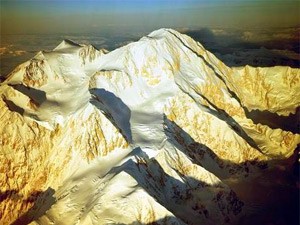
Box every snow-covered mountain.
[0,29,299,225]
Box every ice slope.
[0,28,299,225]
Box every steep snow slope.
[0,29,299,225]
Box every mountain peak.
[147,27,172,37]
[53,39,82,51]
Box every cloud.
[211,29,229,36]
[182,26,300,67]
[12,50,27,56]
[241,31,255,41]
[0,45,27,56]
[0,47,8,55]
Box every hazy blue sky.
[1,0,299,34]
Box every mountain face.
[0,29,299,225]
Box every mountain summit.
[1,28,299,225]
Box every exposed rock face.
[0,29,299,225]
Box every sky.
[0,0,299,76]
[1,0,300,35]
